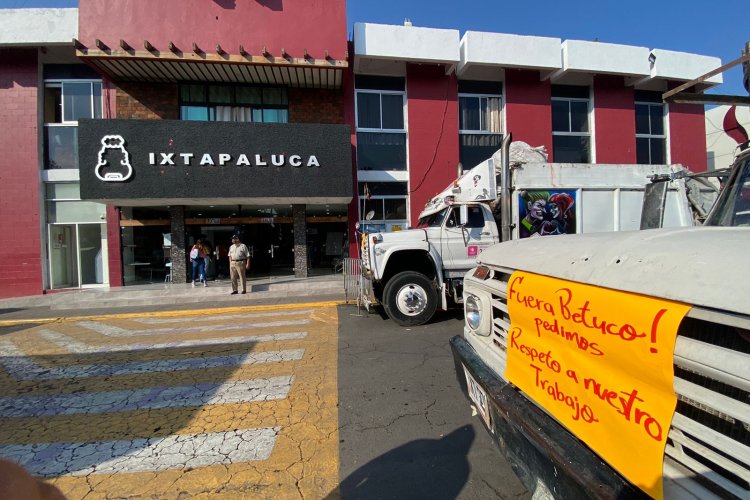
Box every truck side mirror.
[459,205,469,226]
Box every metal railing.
[342,258,361,305]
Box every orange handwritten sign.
[505,271,690,499]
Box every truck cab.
[360,201,499,326]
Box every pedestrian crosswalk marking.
[132,309,314,324]
[0,304,339,496]
[0,427,280,477]
[75,318,311,337]
[0,376,294,418]
[0,340,303,381]
[39,330,308,354]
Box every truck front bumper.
[450,335,644,499]
[360,271,379,310]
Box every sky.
[2,0,747,96]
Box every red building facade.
[0,7,721,298]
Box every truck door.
[440,205,493,270]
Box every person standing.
[190,238,208,287]
[227,234,250,294]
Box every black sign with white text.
[78,119,352,204]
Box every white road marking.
[133,309,314,324]
[0,376,294,418]
[75,318,310,337]
[0,427,280,476]
[0,341,303,380]
[38,330,307,354]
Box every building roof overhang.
[74,39,348,89]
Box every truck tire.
[382,271,438,326]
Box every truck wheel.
[382,271,438,326]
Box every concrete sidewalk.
[0,274,350,322]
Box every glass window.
[570,101,589,133]
[262,108,288,123]
[417,208,448,228]
[46,183,81,199]
[181,84,206,103]
[704,157,750,226]
[381,94,404,129]
[459,134,502,169]
[459,95,501,133]
[356,132,407,170]
[263,87,287,105]
[552,135,591,163]
[635,102,666,164]
[45,126,78,169]
[467,206,485,228]
[384,198,407,220]
[46,200,106,223]
[551,89,591,163]
[179,84,288,123]
[358,182,408,229]
[44,79,102,170]
[93,83,102,120]
[459,93,503,168]
[63,82,92,122]
[208,85,232,104]
[552,100,569,132]
[236,87,262,105]
[181,106,213,121]
[355,88,407,172]
[357,93,381,128]
[459,96,481,130]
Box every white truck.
[359,136,695,326]
[451,144,750,500]
[451,52,750,498]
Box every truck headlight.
[465,294,482,331]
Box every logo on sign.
[95,135,133,182]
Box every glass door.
[49,225,78,288]
[49,223,108,289]
[79,223,105,285]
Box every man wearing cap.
[227,234,250,294]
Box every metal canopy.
[75,40,347,89]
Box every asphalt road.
[336,305,529,500]
[0,301,529,499]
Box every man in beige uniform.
[227,234,250,294]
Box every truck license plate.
[463,366,491,431]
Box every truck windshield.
[704,154,750,227]
[417,208,448,228]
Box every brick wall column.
[106,205,123,286]
[293,204,307,278]
[0,48,43,298]
[170,206,187,283]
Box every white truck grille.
[485,269,750,499]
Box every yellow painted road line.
[0,300,346,327]
[1,304,341,499]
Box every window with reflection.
[551,85,591,163]
[358,182,408,231]
[43,80,102,169]
[179,84,288,123]
[459,81,503,169]
[355,76,407,171]
[635,91,666,165]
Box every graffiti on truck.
[518,190,576,238]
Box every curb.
[0,300,347,327]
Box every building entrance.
[121,204,349,284]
